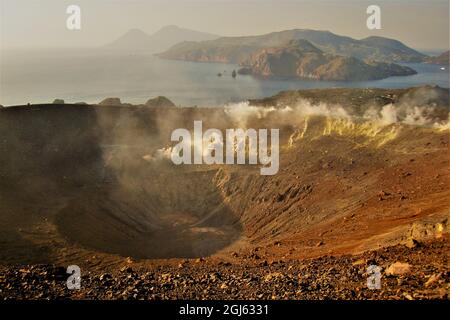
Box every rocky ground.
[1,238,448,300]
[1,87,448,301]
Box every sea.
[0,48,449,107]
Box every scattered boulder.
[125,257,133,264]
[120,266,133,273]
[237,67,252,75]
[52,99,65,104]
[403,238,420,249]
[424,273,441,288]
[352,259,366,266]
[249,253,261,260]
[195,257,205,263]
[99,273,112,282]
[385,262,411,276]
[264,272,284,282]
[260,260,269,267]
[219,283,228,289]
[178,259,188,269]
[98,97,122,106]
[145,96,176,108]
[403,293,414,300]
[408,219,449,240]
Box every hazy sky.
[1,0,449,50]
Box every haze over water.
[1,49,449,107]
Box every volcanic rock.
[99,97,122,106]
[385,262,411,276]
[145,96,176,108]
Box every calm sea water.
[1,48,449,107]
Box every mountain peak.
[103,28,151,50]
[153,25,185,36]
[159,25,181,31]
[361,36,402,45]
[285,39,321,52]
[124,28,149,37]
[104,26,219,53]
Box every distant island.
[158,29,427,63]
[424,51,450,65]
[236,39,416,81]
[158,28,425,81]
